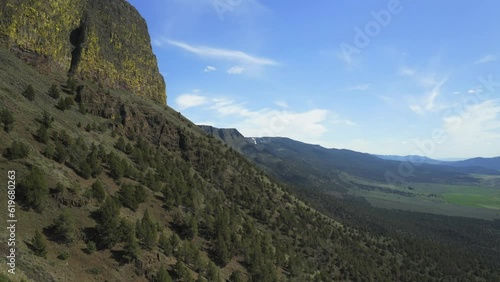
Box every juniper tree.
[0,109,14,132]
[48,84,60,99]
[31,230,47,258]
[22,84,35,101]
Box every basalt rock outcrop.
[0,0,166,104]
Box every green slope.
[5,45,499,281]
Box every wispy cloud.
[474,54,497,65]
[376,95,397,105]
[409,77,448,114]
[331,114,357,126]
[467,88,483,94]
[175,91,209,110]
[399,67,416,76]
[228,66,245,74]
[347,84,370,91]
[162,39,279,66]
[274,100,289,108]
[204,66,216,72]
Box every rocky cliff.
[0,0,166,104]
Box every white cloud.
[176,95,340,143]
[474,54,497,65]
[175,92,209,110]
[152,39,163,47]
[274,101,289,108]
[240,109,329,141]
[467,88,483,94]
[347,84,370,91]
[163,39,279,66]
[204,66,216,72]
[399,67,416,76]
[409,77,448,113]
[331,114,357,126]
[376,95,396,104]
[409,104,423,114]
[195,121,215,126]
[210,98,253,117]
[440,99,500,157]
[228,66,244,74]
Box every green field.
[444,193,500,209]
[347,176,500,220]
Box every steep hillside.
[0,0,166,103]
[1,43,499,281]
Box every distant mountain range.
[200,125,500,189]
[375,154,500,171]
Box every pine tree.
[213,233,230,266]
[174,260,192,281]
[22,84,35,101]
[36,124,49,143]
[52,209,77,244]
[40,110,53,128]
[139,209,157,250]
[43,144,55,159]
[31,230,47,258]
[57,98,67,111]
[119,184,139,211]
[108,153,125,180]
[95,197,121,248]
[158,231,171,256]
[55,141,68,163]
[186,214,198,240]
[155,266,173,282]
[229,270,244,282]
[48,84,60,99]
[86,241,96,254]
[169,233,181,256]
[4,141,30,160]
[123,227,140,263]
[19,166,47,212]
[115,136,126,151]
[134,185,147,204]
[91,180,106,203]
[206,261,221,282]
[0,109,14,132]
[87,144,103,177]
[67,77,78,94]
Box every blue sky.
[128,0,500,158]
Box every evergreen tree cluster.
[13,83,500,282]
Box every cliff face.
[0,0,166,104]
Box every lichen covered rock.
[0,0,166,104]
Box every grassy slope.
[1,46,500,282]
[0,47,409,281]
